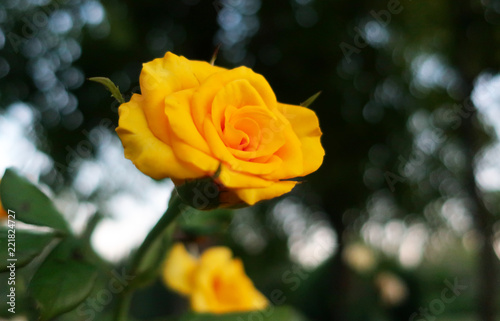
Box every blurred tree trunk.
[328,204,350,321]
[459,86,498,321]
[450,3,500,320]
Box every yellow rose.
[116,52,324,205]
[162,243,268,314]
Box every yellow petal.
[199,246,233,267]
[235,180,299,205]
[260,116,304,180]
[189,60,226,83]
[191,248,232,311]
[192,66,277,133]
[224,105,285,159]
[277,103,325,175]
[191,247,268,313]
[204,120,283,179]
[139,52,200,143]
[116,94,205,180]
[226,259,268,311]
[162,243,198,295]
[140,52,225,144]
[203,119,241,164]
[211,79,267,137]
[164,88,212,155]
[167,133,220,174]
[217,163,275,189]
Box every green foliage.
[179,208,234,236]
[29,240,98,320]
[1,0,500,320]
[0,169,70,233]
[1,168,100,320]
[88,77,125,104]
[0,227,58,272]
[0,269,31,318]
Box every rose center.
[224,116,261,151]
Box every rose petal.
[139,52,199,143]
[191,247,268,313]
[235,180,299,205]
[116,94,205,179]
[192,67,277,133]
[189,60,226,83]
[139,53,223,144]
[212,79,267,137]
[164,88,212,155]
[167,132,220,174]
[262,124,303,180]
[199,247,233,266]
[204,120,283,177]
[162,243,198,295]
[218,163,278,189]
[277,103,325,175]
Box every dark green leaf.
[179,306,308,321]
[178,208,234,236]
[300,91,321,108]
[88,77,125,104]
[0,227,59,272]
[0,169,70,233]
[0,268,30,317]
[29,240,98,320]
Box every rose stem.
[115,192,185,321]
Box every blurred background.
[1,0,500,320]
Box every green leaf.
[88,77,125,104]
[178,208,234,236]
[0,268,30,317]
[300,91,322,108]
[29,239,98,320]
[0,227,59,272]
[179,306,309,321]
[0,169,70,233]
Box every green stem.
[115,290,132,321]
[130,193,184,275]
[115,192,185,321]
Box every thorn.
[300,91,322,108]
[210,44,221,66]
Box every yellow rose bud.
[162,243,198,295]
[162,243,268,314]
[116,52,324,206]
